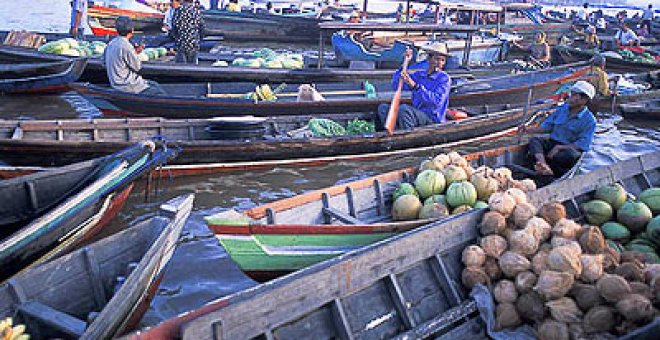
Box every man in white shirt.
[641,4,654,35]
[163,0,181,34]
[615,23,640,47]
[576,3,589,23]
[70,0,90,40]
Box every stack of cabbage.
[307,118,375,137]
[38,38,106,57]
[137,47,168,62]
[391,152,537,221]
[230,48,304,69]
[581,184,660,263]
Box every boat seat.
[18,301,86,338]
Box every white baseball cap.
[570,81,596,99]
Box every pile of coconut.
[461,190,660,339]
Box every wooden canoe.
[0,194,193,339]
[0,141,176,281]
[88,5,164,34]
[552,45,660,73]
[619,99,660,119]
[0,58,88,94]
[588,89,660,114]
[205,143,579,281]
[124,152,660,340]
[70,62,587,118]
[0,103,555,168]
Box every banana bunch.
[245,83,288,102]
[0,318,29,340]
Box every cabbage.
[212,60,229,67]
[157,47,167,57]
[232,57,247,66]
[38,41,68,54]
[62,38,79,49]
[138,52,149,61]
[246,58,262,68]
[61,48,80,57]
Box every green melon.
[446,182,477,208]
[414,170,446,199]
[473,200,488,209]
[639,188,660,215]
[423,194,446,206]
[617,201,653,233]
[581,200,613,225]
[392,194,422,221]
[601,221,630,242]
[647,216,660,242]
[594,183,628,210]
[418,203,449,219]
[393,183,418,202]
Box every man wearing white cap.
[519,81,597,177]
[377,42,452,130]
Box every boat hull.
[553,45,660,73]
[0,58,88,94]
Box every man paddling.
[376,42,451,131]
[519,81,597,177]
[104,16,165,95]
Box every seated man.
[104,16,165,95]
[615,23,640,47]
[376,42,451,130]
[585,54,613,97]
[519,81,597,177]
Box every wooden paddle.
[385,54,412,135]
[517,87,534,144]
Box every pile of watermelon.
[38,38,106,57]
[230,48,304,69]
[137,47,168,62]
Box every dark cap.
[115,16,134,36]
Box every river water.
[2,0,660,330]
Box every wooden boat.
[0,103,555,168]
[588,89,660,114]
[619,99,660,119]
[0,58,88,94]
[205,143,579,281]
[0,141,176,281]
[0,194,193,339]
[124,153,660,340]
[88,5,164,35]
[553,45,660,73]
[71,62,587,118]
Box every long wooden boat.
[0,103,554,168]
[0,194,193,339]
[588,89,660,114]
[124,151,660,340]
[619,99,660,119]
[0,141,176,281]
[0,58,88,94]
[205,143,578,281]
[553,45,660,73]
[88,5,164,34]
[71,63,586,118]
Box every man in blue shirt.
[376,42,451,130]
[520,81,597,177]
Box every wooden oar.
[385,57,411,135]
[517,87,534,144]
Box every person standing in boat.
[104,16,165,95]
[519,81,596,177]
[376,42,451,131]
[69,0,90,40]
[512,32,551,68]
[171,0,205,64]
[163,0,181,35]
[641,4,654,35]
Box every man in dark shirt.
[172,0,205,64]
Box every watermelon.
[581,200,613,225]
[473,200,488,209]
[617,201,653,233]
[423,194,446,206]
[647,216,660,242]
[639,188,660,215]
[594,183,627,210]
[414,170,446,199]
[446,182,477,208]
[393,183,418,201]
[601,221,630,242]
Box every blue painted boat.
[0,141,177,281]
[0,58,88,94]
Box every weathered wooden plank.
[391,300,478,340]
[386,274,416,329]
[322,207,362,225]
[18,301,86,338]
[374,179,385,216]
[396,262,451,325]
[273,306,339,340]
[346,187,356,218]
[82,248,107,309]
[331,299,354,340]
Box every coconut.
[616,294,654,322]
[418,203,449,219]
[602,246,621,271]
[594,183,628,210]
[570,283,605,310]
[432,153,451,170]
[650,275,660,303]
[552,218,582,240]
[499,251,531,278]
[414,170,446,199]
[580,254,604,283]
[578,226,606,254]
[583,306,616,334]
[509,229,539,256]
[472,165,493,178]
[630,282,653,300]
[461,267,490,289]
[442,165,468,186]
[620,251,648,264]
[519,179,537,192]
[644,263,660,283]
[614,261,644,282]
[512,202,537,229]
[479,211,507,236]
[470,173,499,201]
[418,159,439,172]
[535,270,575,300]
[515,291,546,322]
[548,245,582,277]
[484,257,502,280]
[392,194,423,221]
[462,245,486,268]
[532,250,550,275]
[493,167,513,188]
[488,192,516,217]
[546,297,583,323]
[617,201,653,233]
[550,237,581,253]
[447,151,463,164]
[526,217,552,241]
[494,280,518,303]
[515,271,537,294]
[480,235,508,259]
[596,274,632,303]
[537,319,569,340]
[539,202,567,226]
[452,205,472,215]
[461,165,473,179]
[506,188,528,205]
[495,303,521,331]
[567,323,586,340]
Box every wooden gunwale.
[589,89,660,114]
[0,58,88,94]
